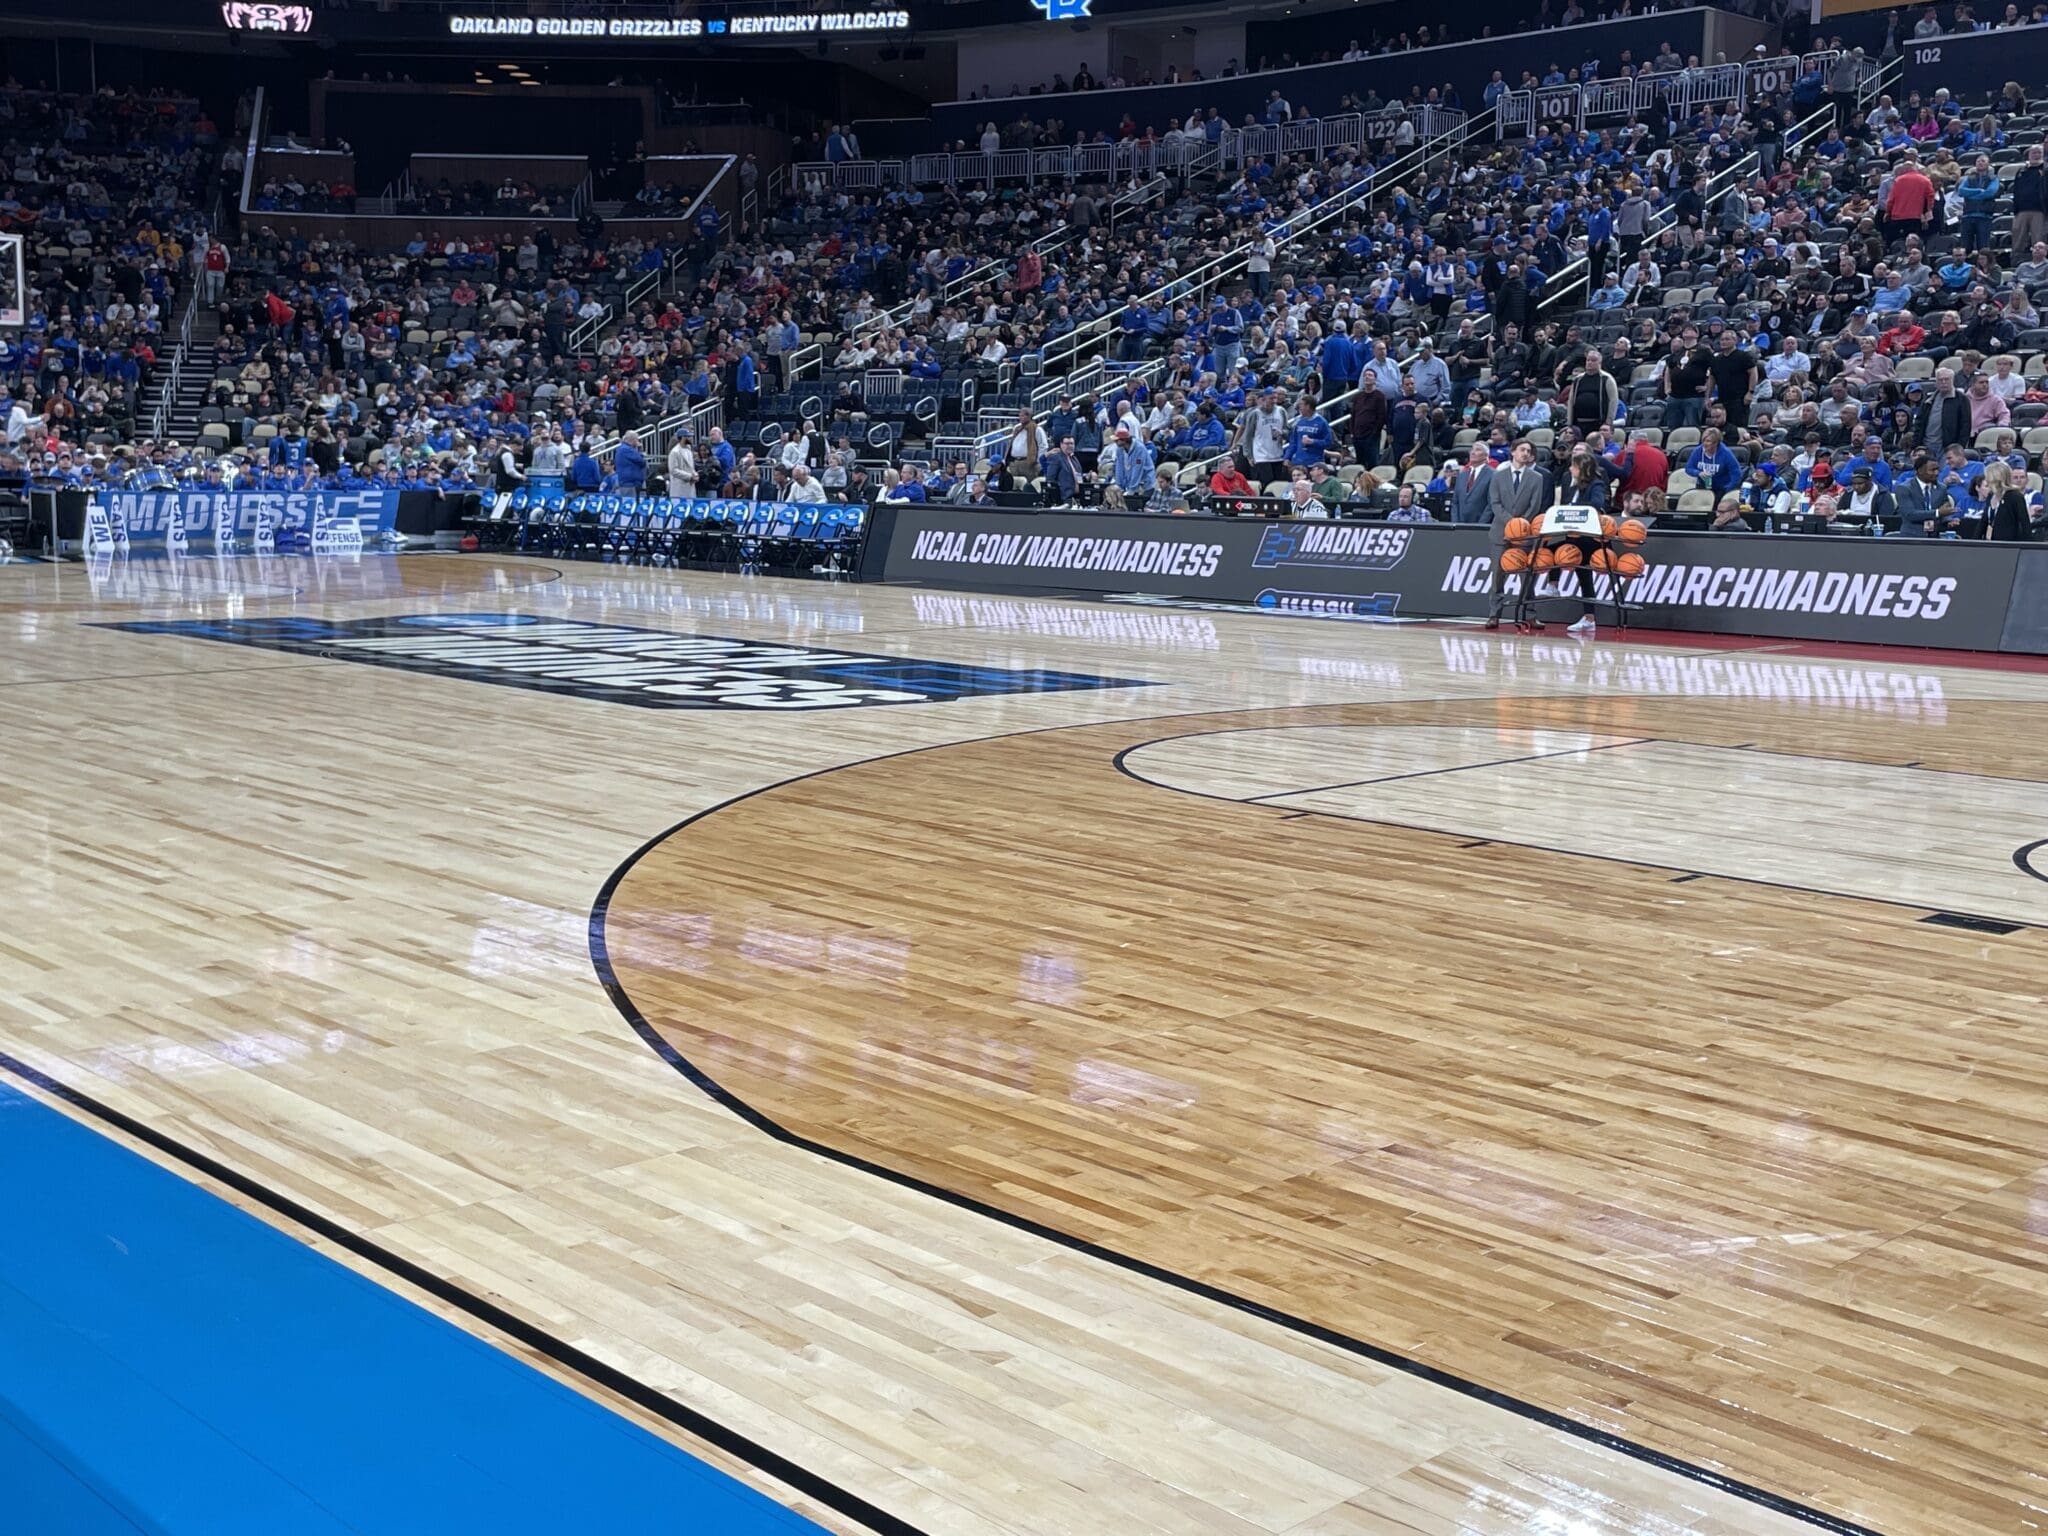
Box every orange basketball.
[1534,546,1557,569]
[1500,548,1530,572]
[1599,514,1618,537]
[1618,518,1649,546]
[1553,543,1584,568]
[1590,547,1616,572]
[1504,517,1533,543]
[1615,552,1647,578]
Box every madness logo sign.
[1253,522,1413,573]
[97,615,1147,711]
[221,3,313,31]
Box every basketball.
[1591,547,1616,572]
[1618,518,1649,546]
[1553,543,1584,568]
[1616,552,1647,577]
[1504,517,1533,543]
[1501,548,1530,572]
[1600,515,1618,537]
[1534,546,1557,569]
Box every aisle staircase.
[142,307,220,445]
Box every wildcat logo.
[221,2,313,30]
[1253,522,1413,571]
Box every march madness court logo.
[1253,523,1414,572]
[99,615,1148,711]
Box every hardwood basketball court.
[4,550,2044,1536]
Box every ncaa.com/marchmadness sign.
[869,506,2047,653]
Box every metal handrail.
[1534,54,1894,320]
[1182,78,1896,482]
[1035,107,1484,384]
[564,303,613,355]
[150,287,199,440]
[236,85,264,217]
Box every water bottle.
[1765,514,1775,534]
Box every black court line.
[0,1048,925,1536]
[590,745,1890,1536]
[1240,737,1651,801]
[1113,726,2046,934]
[2016,840,2048,885]
[1921,912,2025,936]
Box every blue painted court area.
[0,1079,827,1536]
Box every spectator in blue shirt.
[1110,427,1156,503]
[883,464,927,502]
[1284,397,1333,468]
[1685,428,1744,497]
[1319,322,1358,388]
[613,431,648,495]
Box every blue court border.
[0,1049,921,1536]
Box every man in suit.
[1486,439,1549,628]
[1448,444,1494,524]
[1892,452,1953,536]
[1042,433,1088,506]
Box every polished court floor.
[3,551,2046,1536]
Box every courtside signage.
[871,507,2040,652]
[96,615,1146,710]
[89,489,399,543]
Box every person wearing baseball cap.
[1842,462,1893,526]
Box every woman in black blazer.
[1984,463,2042,542]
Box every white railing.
[854,220,1080,340]
[798,119,1454,195]
[1034,106,1484,384]
[564,304,613,355]
[1106,175,1168,232]
[1499,52,1840,138]
[149,288,199,440]
[236,85,264,217]
[1533,60,1888,317]
[622,261,661,315]
[786,342,824,382]
[1179,67,1894,484]
[589,395,724,475]
[786,159,903,192]
[1219,105,1460,170]
[679,154,736,236]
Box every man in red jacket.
[1883,155,1937,245]
[1208,457,1256,498]
[1612,428,1669,502]
[1877,310,1927,356]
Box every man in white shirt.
[1987,353,2027,404]
[6,392,43,447]
[1239,387,1289,483]
[786,464,827,503]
